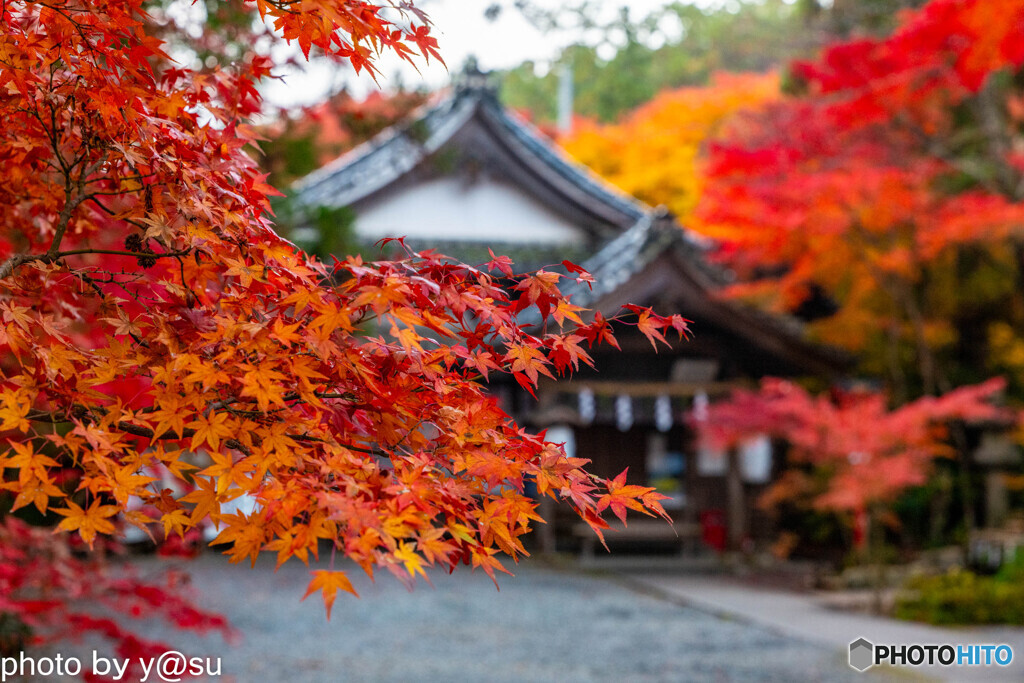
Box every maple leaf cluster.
[696,377,1009,514]
[0,0,677,628]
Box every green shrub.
[996,547,1024,582]
[895,568,1024,625]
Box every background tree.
[696,376,1006,606]
[500,0,804,123]
[693,0,1024,542]
[560,71,779,223]
[699,378,1005,527]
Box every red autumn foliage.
[0,516,232,671]
[695,0,1024,381]
[696,378,1009,514]
[0,0,679,659]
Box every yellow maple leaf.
[394,541,427,579]
[0,390,31,432]
[240,364,287,412]
[6,442,59,485]
[149,396,189,440]
[181,475,222,524]
[161,508,192,539]
[212,514,267,567]
[107,466,159,506]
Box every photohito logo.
[849,638,874,671]
[848,637,1013,672]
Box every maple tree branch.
[26,410,68,423]
[70,269,152,310]
[26,407,253,455]
[48,159,107,260]
[30,399,377,459]
[56,248,192,260]
[287,432,379,456]
[68,268,108,300]
[85,196,150,232]
[113,420,254,456]
[206,392,359,416]
[0,253,40,281]
[0,242,186,282]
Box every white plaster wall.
[354,176,585,244]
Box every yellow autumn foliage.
[561,72,780,223]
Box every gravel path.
[97,552,880,683]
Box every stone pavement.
[620,571,1024,682]
[47,554,874,683]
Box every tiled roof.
[290,72,720,290]
[566,213,725,308]
[475,95,648,226]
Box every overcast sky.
[264,0,706,107]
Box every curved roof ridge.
[290,92,445,194]
[289,78,655,230]
[478,98,649,224]
[290,89,477,209]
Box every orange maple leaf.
[302,570,358,620]
[55,499,120,548]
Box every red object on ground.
[852,508,868,550]
[701,509,727,552]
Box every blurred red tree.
[698,378,1007,518]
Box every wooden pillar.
[726,448,746,551]
[536,423,575,555]
[538,496,556,555]
[985,471,1009,528]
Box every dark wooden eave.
[562,213,852,379]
